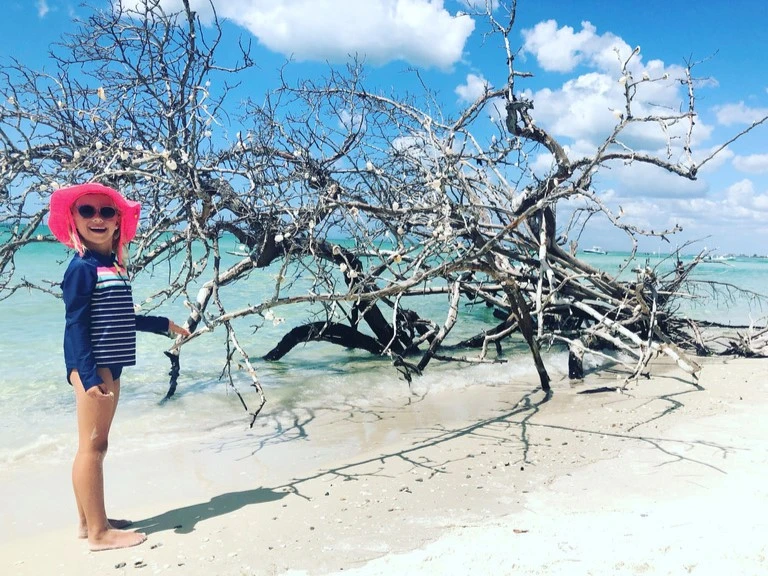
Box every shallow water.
[1,239,764,467]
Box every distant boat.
[582,246,608,255]
[703,254,735,262]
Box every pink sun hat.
[48,182,141,248]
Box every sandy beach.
[2,356,767,576]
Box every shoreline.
[2,356,767,575]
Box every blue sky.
[2,0,767,254]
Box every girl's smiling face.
[72,193,120,255]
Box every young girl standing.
[48,182,190,551]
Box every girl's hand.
[168,320,192,338]
[86,385,115,400]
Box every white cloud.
[526,164,768,250]
[624,179,768,241]
[518,21,714,153]
[694,146,734,174]
[714,102,768,126]
[663,179,768,237]
[521,20,631,74]
[722,179,768,213]
[139,0,475,69]
[485,98,506,123]
[455,73,506,124]
[391,133,441,165]
[561,168,768,250]
[528,73,618,142]
[455,73,489,103]
[610,161,708,199]
[562,180,768,249]
[338,109,365,132]
[733,153,768,174]
[515,20,765,253]
[36,0,50,17]
[526,72,710,152]
[565,139,602,162]
[528,140,600,178]
[529,151,555,176]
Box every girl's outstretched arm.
[135,315,191,337]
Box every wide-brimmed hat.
[48,183,141,248]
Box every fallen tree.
[1,0,767,425]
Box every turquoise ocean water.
[1,238,766,468]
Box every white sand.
[2,357,767,575]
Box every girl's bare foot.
[78,518,133,539]
[89,528,147,551]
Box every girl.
[48,182,190,551]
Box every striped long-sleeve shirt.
[62,251,168,391]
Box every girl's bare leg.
[74,374,131,537]
[71,368,146,551]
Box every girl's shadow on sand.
[130,487,287,535]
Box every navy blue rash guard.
[61,250,169,391]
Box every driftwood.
[723,324,768,357]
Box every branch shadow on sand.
[264,378,737,501]
[267,387,554,499]
[133,374,733,536]
[131,388,553,536]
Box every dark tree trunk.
[264,322,384,360]
[568,348,584,379]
